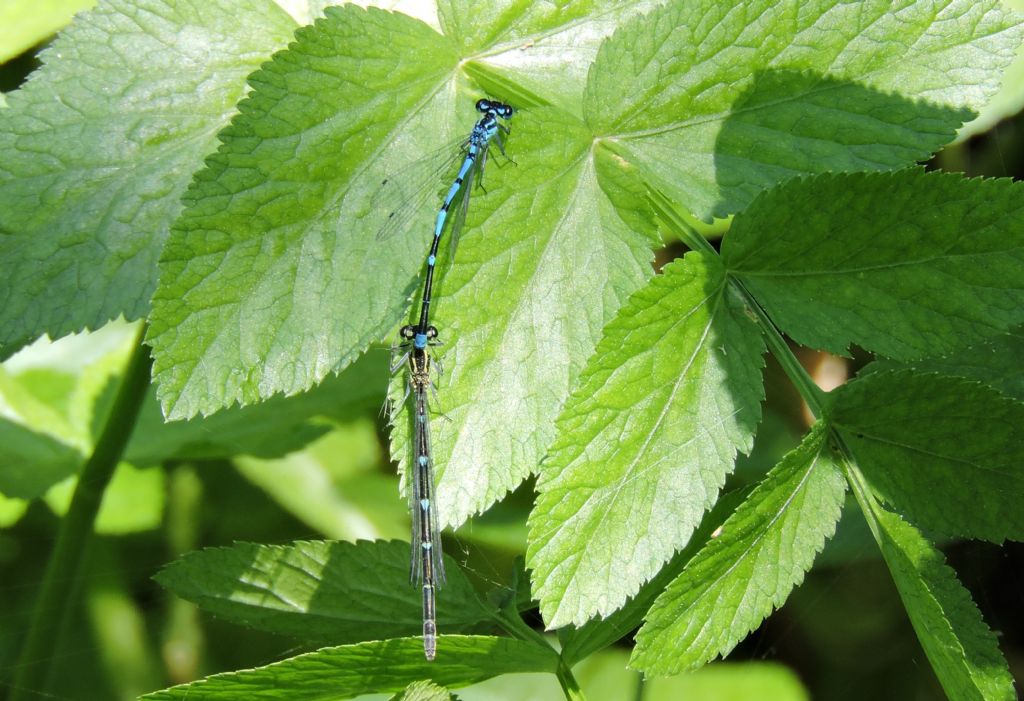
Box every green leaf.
[829,370,1024,543]
[383,105,655,528]
[869,504,1014,700]
[725,171,1024,360]
[0,0,296,357]
[0,0,96,63]
[154,540,498,644]
[146,5,461,419]
[0,416,81,499]
[587,0,1020,221]
[144,2,655,519]
[129,390,329,466]
[559,484,754,666]
[139,635,558,700]
[0,492,29,527]
[126,350,386,466]
[865,328,1024,403]
[272,0,348,26]
[639,661,810,701]
[630,424,846,675]
[527,252,765,628]
[146,1,656,421]
[388,680,459,701]
[571,647,811,701]
[957,0,1024,140]
[437,0,658,110]
[144,0,1020,534]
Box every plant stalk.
[730,277,826,417]
[492,602,587,701]
[648,187,827,417]
[493,605,550,650]
[10,325,152,701]
[556,658,588,701]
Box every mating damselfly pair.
[387,98,514,660]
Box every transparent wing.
[410,384,446,585]
[409,384,426,582]
[445,131,507,264]
[373,137,470,243]
[445,132,513,262]
[445,156,478,263]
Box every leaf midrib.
[547,279,725,624]
[640,442,828,664]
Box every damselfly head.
[476,98,514,120]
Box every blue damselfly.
[386,97,514,660]
[380,98,513,351]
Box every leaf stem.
[491,598,587,700]
[647,187,717,257]
[833,434,883,542]
[10,325,152,701]
[648,188,826,417]
[731,276,826,417]
[493,603,549,650]
[556,658,588,701]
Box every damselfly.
[379,99,514,351]
[391,323,445,660]
[386,98,514,661]
[413,98,513,338]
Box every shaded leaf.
[155,540,497,644]
[235,422,407,542]
[865,328,1024,403]
[725,171,1024,360]
[830,370,1024,543]
[588,0,1019,221]
[126,350,386,466]
[871,504,1014,700]
[0,417,82,499]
